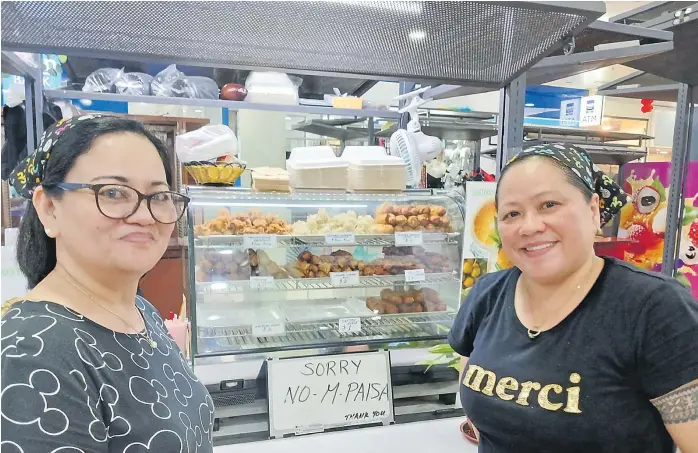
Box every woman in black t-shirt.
[1,115,214,452]
[449,143,698,453]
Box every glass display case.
[186,186,468,358]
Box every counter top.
[214,417,476,453]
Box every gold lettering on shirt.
[462,364,583,414]
[495,377,519,401]
[516,381,541,406]
[463,365,497,396]
[538,384,564,411]
[564,373,582,414]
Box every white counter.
[214,417,476,453]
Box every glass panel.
[186,187,466,356]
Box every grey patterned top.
[1,298,214,453]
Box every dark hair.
[17,116,172,288]
[495,154,593,209]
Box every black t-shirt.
[448,257,698,453]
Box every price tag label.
[404,268,425,282]
[243,234,277,249]
[330,271,360,287]
[338,317,361,333]
[252,322,286,337]
[250,276,274,290]
[395,231,423,246]
[325,233,356,245]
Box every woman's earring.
[45,229,54,238]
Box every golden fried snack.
[407,216,420,228]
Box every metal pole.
[496,74,526,175]
[32,54,44,143]
[398,82,417,130]
[367,117,375,146]
[23,80,35,154]
[661,84,693,276]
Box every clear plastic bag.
[175,124,238,163]
[82,68,124,93]
[151,64,190,98]
[245,71,299,105]
[187,76,220,99]
[114,72,153,96]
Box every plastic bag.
[175,124,238,163]
[114,72,153,96]
[151,64,191,98]
[187,76,220,99]
[82,68,124,93]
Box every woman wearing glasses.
[1,115,215,452]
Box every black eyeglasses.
[47,183,190,225]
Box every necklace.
[526,284,581,339]
[57,264,158,348]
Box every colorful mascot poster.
[618,162,698,299]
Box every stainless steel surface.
[1,1,604,85]
[197,272,459,294]
[620,3,698,85]
[610,1,688,24]
[496,74,526,174]
[1,50,39,77]
[597,69,673,90]
[376,120,498,141]
[526,41,674,86]
[599,83,698,103]
[523,124,653,143]
[662,84,694,276]
[197,312,455,354]
[44,89,401,120]
[195,232,460,248]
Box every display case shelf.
[194,232,460,248]
[198,312,454,354]
[197,272,459,294]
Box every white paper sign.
[579,95,604,127]
[395,231,423,246]
[325,233,356,245]
[267,351,394,438]
[252,322,286,337]
[330,271,360,287]
[250,276,274,290]
[338,317,361,333]
[404,268,425,282]
[243,234,277,249]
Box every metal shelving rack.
[1,51,44,153]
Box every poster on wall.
[463,182,513,274]
[617,162,698,299]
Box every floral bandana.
[9,114,101,199]
[505,143,631,227]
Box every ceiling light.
[602,125,612,131]
[409,30,427,41]
[525,103,535,107]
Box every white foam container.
[287,146,348,190]
[341,146,405,192]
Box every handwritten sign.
[249,276,274,290]
[252,322,285,337]
[330,271,360,287]
[404,268,425,282]
[395,231,423,246]
[325,233,356,245]
[243,234,277,249]
[267,351,393,438]
[338,317,361,333]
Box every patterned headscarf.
[8,114,102,199]
[505,143,631,227]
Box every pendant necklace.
[524,282,583,340]
[57,264,158,348]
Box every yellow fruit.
[471,266,481,278]
[462,260,474,274]
[464,277,475,288]
[497,248,514,270]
